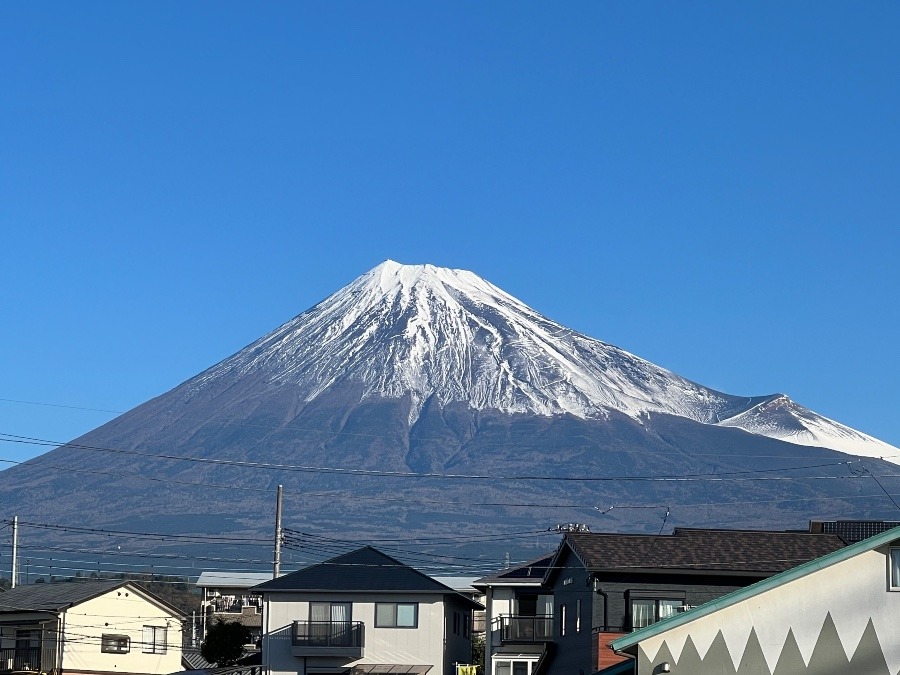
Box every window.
[559,604,566,636]
[891,548,900,589]
[142,626,167,654]
[495,660,534,675]
[576,599,581,633]
[101,634,130,654]
[629,598,684,629]
[309,602,352,624]
[516,594,538,616]
[375,602,418,628]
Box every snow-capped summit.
[189,260,898,463]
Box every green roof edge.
[610,524,900,654]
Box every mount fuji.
[191,260,895,460]
[1,261,897,561]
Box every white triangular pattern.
[831,605,872,661]
[788,610,831,665]
[639,635,668,664]
[658,631,689,664]
[718,620,754,671]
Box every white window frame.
[142,626,167,655]
[494,658,537,675]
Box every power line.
[1,431,883,483]
[4,394,898,462]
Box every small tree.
[201,619,252,667]
[471,633,485,672]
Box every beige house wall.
[60,586,183,675]
[263,592,447,675]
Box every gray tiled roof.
[564,528,847,574]
[0,580,127,613]
[255,546,464,596]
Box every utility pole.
[11,516,18,588]
[273,485,283,579]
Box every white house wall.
[61,587,183,675]
[635,544,900,675]
[482,587,545,675]
[263,593,448,675]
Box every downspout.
[593,579,608,632]
[57,613,66,675]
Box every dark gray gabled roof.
[545,528,847,584]
[0,580,128,613]
[0,580,186,618]
[474,553,555,587]
[254,547,480,608]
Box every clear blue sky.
[2,2,898,465]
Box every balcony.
[495,615,553,643]
[209,598,262,615]
[1,647,43,672]
[291,621,364,658]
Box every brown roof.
[563,528,847,575]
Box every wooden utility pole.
[273,485,283,579]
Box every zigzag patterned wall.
[630,546,900,675]
[637,613,895,674]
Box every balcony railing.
[209,599,262,614]
[291,621,364,658]
[1,647,43,672]
[495,615,554,643]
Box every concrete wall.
[634,544,900,675]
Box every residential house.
[196,572,271,643]
[541,528,847,675]
[610,525,900,674]
[473,554,555,675]
[430,577,485,636]
[253,547,482,675]
[0,580,184,675]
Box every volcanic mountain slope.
[155,260,899,458]
[1,261,897,560]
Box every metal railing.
[0,647,42,672]
[291,621,364,649]
[495,615,554,642]
[210,599,262,614]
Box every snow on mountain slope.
[189,260,897,461]
[717,394,899,462]
[193,261,742,422]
